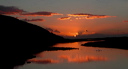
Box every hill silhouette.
[0,14,69,69]
[0,14,65,44]
[81,37,128,50]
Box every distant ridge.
[81,37,128,50]
[0,14,65,46]
[0,14,66,69]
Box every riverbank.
[81,37,128,50]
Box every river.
[15,41,128,69]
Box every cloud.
[46,28,54,32]
[59,55,108,63]
[68,13,92,17]
[15,16,27,19]
[27,58,59,64]
[54,30,61,33]
[123,20,128,22]
[22,11,63,16]
[86,15,116,19]
[0,5,25,15]
[46,28,60,33]
[22,18,45,22]
[78,30,96,36]
[68,13,116,19]
[58,17,71,20]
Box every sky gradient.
[0,0,128,38]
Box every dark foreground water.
[15,41,128,69]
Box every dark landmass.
[42,47,79,51]
[0,15,80,69]
[81,37,128,50]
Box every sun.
[73,33,79,37]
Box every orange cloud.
[58,17,71,20]
[68,13,91,17]
[27,58,59,64]
[22,11,63,16]
[53,32,80,37]
[123,20,128,22]
[22,18,45,22]
[15,16,27,19]
[46,28,60,33]
[59,55,108,63]
[68,13,116,19]
[78,30,96,35]
[86,15,116,19]
[0,5,25,15]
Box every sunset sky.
[0,0,128,38]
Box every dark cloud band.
[22,11,63,16]
[0,5,25,15]
[22,18,45,22]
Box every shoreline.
[81,37,128,50]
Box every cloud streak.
[78,30,96,35]
[0,5,25,15]
[22,18,45,22]
[46,28,60,33]
[68,13,116,19]
[58,17,71,20]
[86,15,116,19]
[0,5,63,17]
[22,11,63,16]
[68,13,92,17]
[123,20,128,22]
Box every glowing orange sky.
[18,13,128,38]
[0,0,128,38]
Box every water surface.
[15,41,128,69]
